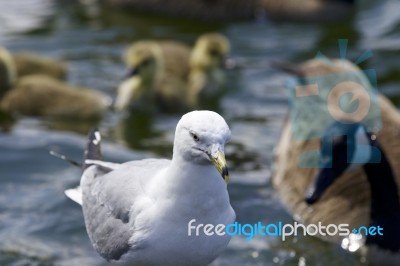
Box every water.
[0,0,399,265]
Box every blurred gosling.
[116,33,229,112]
[0,48,17,97]
[0,48,110,120]
[1,75,110,120]
[189,33,230,98]
[116,40,190,112]
[12,52,67,80]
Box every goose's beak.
[209,147,229,184]
[123,67,138,80]
[305,168,336,205]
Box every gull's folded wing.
[80,159,170,262]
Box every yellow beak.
[209,150,229,184]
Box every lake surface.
[0,0,399,265]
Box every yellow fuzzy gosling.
[116,33,229,112]
[0,48,17,97]
[0,48,109,120]
[12,52,67,80]
[189,33,230,99]
[1,75,109,119]
[116,40,190,112]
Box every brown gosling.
[0,48,110,120]
[115,33,230,112]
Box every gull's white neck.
[146,154,230,217]
[162,155,226,197]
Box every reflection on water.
[0,0,399,265]
[0,0,55,39]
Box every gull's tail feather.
[49,150,82,168]
[49,150,83,205]
[65,187,83,205]
[84,128,103,169]
[49,128,103,205]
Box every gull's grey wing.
[80,158,170,262]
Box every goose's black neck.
[363,138,400,251]
[363,140,400,217]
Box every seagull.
[60,110,236,265]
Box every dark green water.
[0,0,399,265]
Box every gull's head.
[174,110,231,183]
[115,42,159,111]
[0,47,17,95]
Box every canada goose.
[273,58,400,262]
[12,52,67,80]
[102,0,355,22]
[305,122,400,265]
[0,47,109,120]
[115,33,229,112]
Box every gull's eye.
[190,132,200,142]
